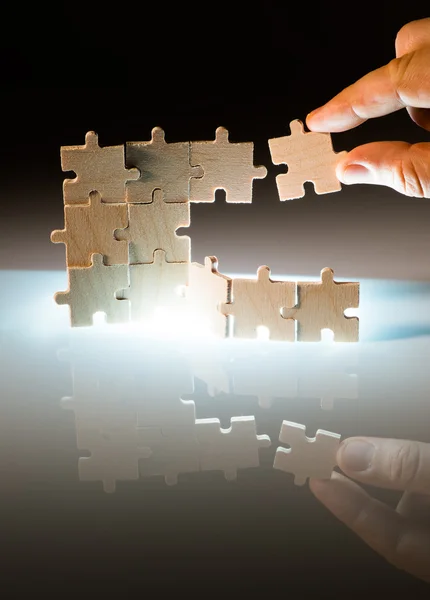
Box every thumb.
[336,141,430,198]
[337,436,430,494]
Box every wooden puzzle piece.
[195,416,271,480]
[136,395,196,431]
[221,266,296,341]
[268,119,347,200]
[51,190,128,267]
[273,420,341,485]
[54,253,130,327]
[125,127,203,203]
[79,445,151,493]
[138,427,200,486]
[189,127,267,203]
[61,131,140,204]
[186,257,231,337]
[114,189,190,264]
[281,268,359,342]
[120,249,188,323]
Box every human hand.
[309,437,430,583]
[306,18,430,198]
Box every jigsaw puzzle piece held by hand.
[221,266,296,341]
[51,190,129,268]
[190,127,267,203]
[282,268,359,342]
[61,131,140,204]
[195,416,271,480]
[268,119,347,200]
[186,257,231,338]
[114,189,190,264]
[273,420,341,486]
[54,253,130,327]
[125,127,203,203]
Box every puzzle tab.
[221,266,296,341]
[282,268,359,342]
[52,125,360,339]
[61,131,140,204]
[273,420,341,485]
[51,190,129,268]
[114,189,190,264]
[126,127,203,203]
[54,253,130,327]
[268,119,347,200]
[190,127,267,203]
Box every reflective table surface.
[1,270,430,595]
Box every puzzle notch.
[114,188,190,264]
[51,190,129,268]
[268,119,347,200]
[189,126,267,203]
[125,127,203,203]
[273,420,341,485]
[61,130,140,204]
[221,265,296,341]
[281,268,359,342]
[54,253,130,327]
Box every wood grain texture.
[114,189,190,264]
[126,127,203,204]
[268,119,347,200]
[221,266,296,341]
[51,191,128,268]
[282,268,359,342]
[54,254,130,327]
[190,127,267,203]
[122,249,189,322]
[187,257,231,337]
[61,131,140,204]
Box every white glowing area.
[4,270,430,345]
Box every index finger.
[306,47,430,132]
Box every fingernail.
[340,440,375,472]
[307,107,323,122]
[340,164,374,184]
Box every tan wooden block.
[125,127,203,203]
[51,191,128,268]
[54,254,130,327]
[187,257,231,337]
[268,119,347,200]
[61,131,140,204]
[282,268,359,342]
[189,127,267,203]
[114,189,190,264]
[122,249,189,323]
[221,266,296,341]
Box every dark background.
[2,1,430,280]
[1,1,430,597]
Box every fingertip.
[306,108,326,131]
[309,472,345,497]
